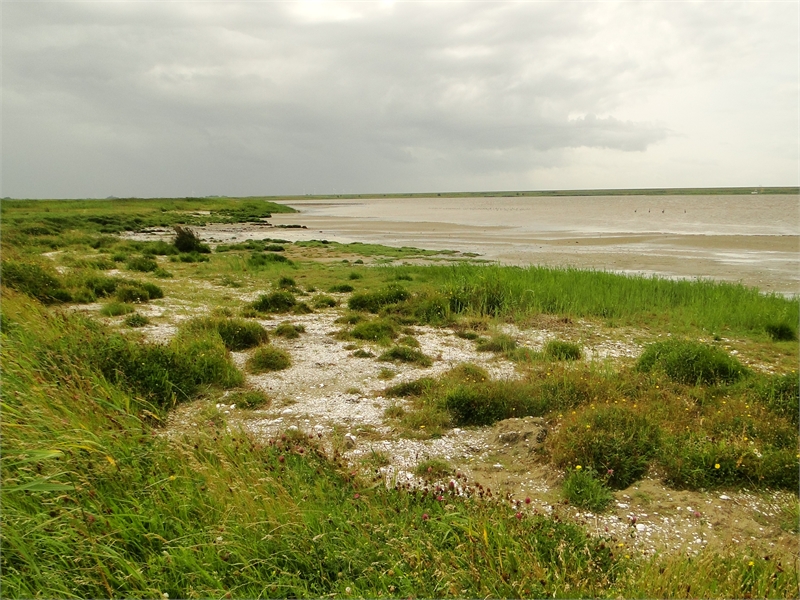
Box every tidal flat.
[1,195,798,598]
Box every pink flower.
[422,513,429,521]
[524,497,531,505]
[515,512,522,520]
[353,493,360,500]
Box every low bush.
[351,319,398,344]
[378,346,432,367]
[312,294,337,308]
[348,285,409,312]
[476,333,517,353]
[551,406,661,489]
[765,322,797,341]
[278,276,297,289]
[226,389,270,409]
[248,252,292,267]
[100,302,135,317]
[182,317,269,351]
[125,256,158,272]
[329,283,355,293]
[348,272,363,280]
[275,322,306,339]
[115,285,149,303]
[124,313,149,327]
[385,377,435,398]
[252,291,296,313]
[636,340,747,385]
[247,346,291,372]
[544,340,582,361]
[562,468,614,512]
[173,225,211,253]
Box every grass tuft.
[636,340,746,385]
[247,345,291,372]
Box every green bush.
[100,302,135,317]
[115,285,149,303]
[312,294,337,309]
[247,346,291,372]
[348,285,409,313]
[351,319,398,344]
[173,225,211,253]
[444,385,509,426]
[476,333,517,353]
[124,313,150,328]
[278,276,296,289]
[275,322,305,339]
[385,377,435,398]
[636,340,746,385]
[328,283,354,293]
[182,317,269,351]
[0,261,70,304]
[765,322,798,341]
[544,340,582,361]
[125,256,158,272]
[226,389,270,409]
[378,346,432,367]
[252,291,296,313]
[551,406,661,489]
[562,468,614,512]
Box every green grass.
[636,340,747,385]
[378,346,433,367]
[544,340,582,361]
[562,468,614,512]
[182,316,269,351]
[246,346,291,373]
[252,291,297,313]
[274,322,306,339]
[123,313,150,328]
[100,301,135,317]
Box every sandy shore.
[258,196,799,296]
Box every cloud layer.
[2,2,797,197]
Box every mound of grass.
[100,301,136,317]
[476,333,517,352]
[351,349,375,358]
[544,340,582,361]
[182,317,269,351]
[248,252,293,267]
[348,285,409,313]
[170,252,210,263]
[312,294,337,309]
[173,225,211,253]
[551,406,661,489]
[275,322,306,339]
[562,468,614,512]
[278,276,297,289]
[226,389,271,410]
[115,284,149,303]
[765,322,797,341]
[0,261,71,304]
[398,335,420,348]
[329,283,355,293]
[445,363,490,384]
[751,373,799,424]
[351,319,398,344]
[123,313,149,327]
[636,340,747,385]
[414,458,453,478]
[125,256,159,272]
[385,377,435,398]
[252,291,296,313]
[247,346,291,373]
[348,272,363,280]
[378,346,433,367]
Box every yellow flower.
[714,463,720,469]
[748,561,754,567]
[576,465,582,470]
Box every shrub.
[226,389,270,409]
[115,285,149,303]
[275,322,305,339]
[0,261,70,304]
[351,319,398,344]
[385,377,435,398]
[247,346,291,373]
[476,333,517,353]
[100,302,135,317]
[562,468,614,512]
[378,346,432,367]
[252,291,296,313]
[348,285,409,312]
[636,340,746,385]
[328,283,354,293]
[124,313,150,327]
[182,317,269,351]
[173,225,211,253]
[292,302,313,315]
[312,295,337,309]
[544,340,582,361]
[81,275,119,298]
[765,322,798,341]
[248,252,292,267]
[125,256,158,272]
[551,406,661,489]
[444,385,508,426]
[348,272,363,280]
[352,349,375,358]
[278,276,296,289]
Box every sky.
[2,1,798,199]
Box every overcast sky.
[2,1,798,198]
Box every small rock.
[344,433,357,449]
[281,408,294,415]
[636,523,647,532]
[719,494,731,500]
[288,425,298,431]
[493,463,504,469]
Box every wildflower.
[168,475,176,481]
[525,497,531,504]
[607,469,614,476]
[748,561,754,567]
[422,513,429,521]
[576,465,582,470]
[437,495,444,501]
[714,463,720,469]
[515,512,522,520]
[278,455,285,463]
[353,493,360,500]
[345,587,352,594]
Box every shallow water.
[263,195,799,295]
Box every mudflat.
[266,195,799,295]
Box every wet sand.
[267,195,799,295]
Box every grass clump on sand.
[124,313,150,328]
[274,322,306,339]
[562,467,614,512]
[100,301,136,317]
[476,332,517,353]
[636,340,746,385]
[378,346,432,367]
[247,345,291,373]
[348,285,409,313]
[312,294,337,309]
[183,316,269,351]
[414,458,453,479]
[225,389,271,409]
[329,283,355,293]
[350,318,398,345]
[125,255,159,273]
[172,225,211,254]
[252,291,296,313]
[544,339,582,361]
